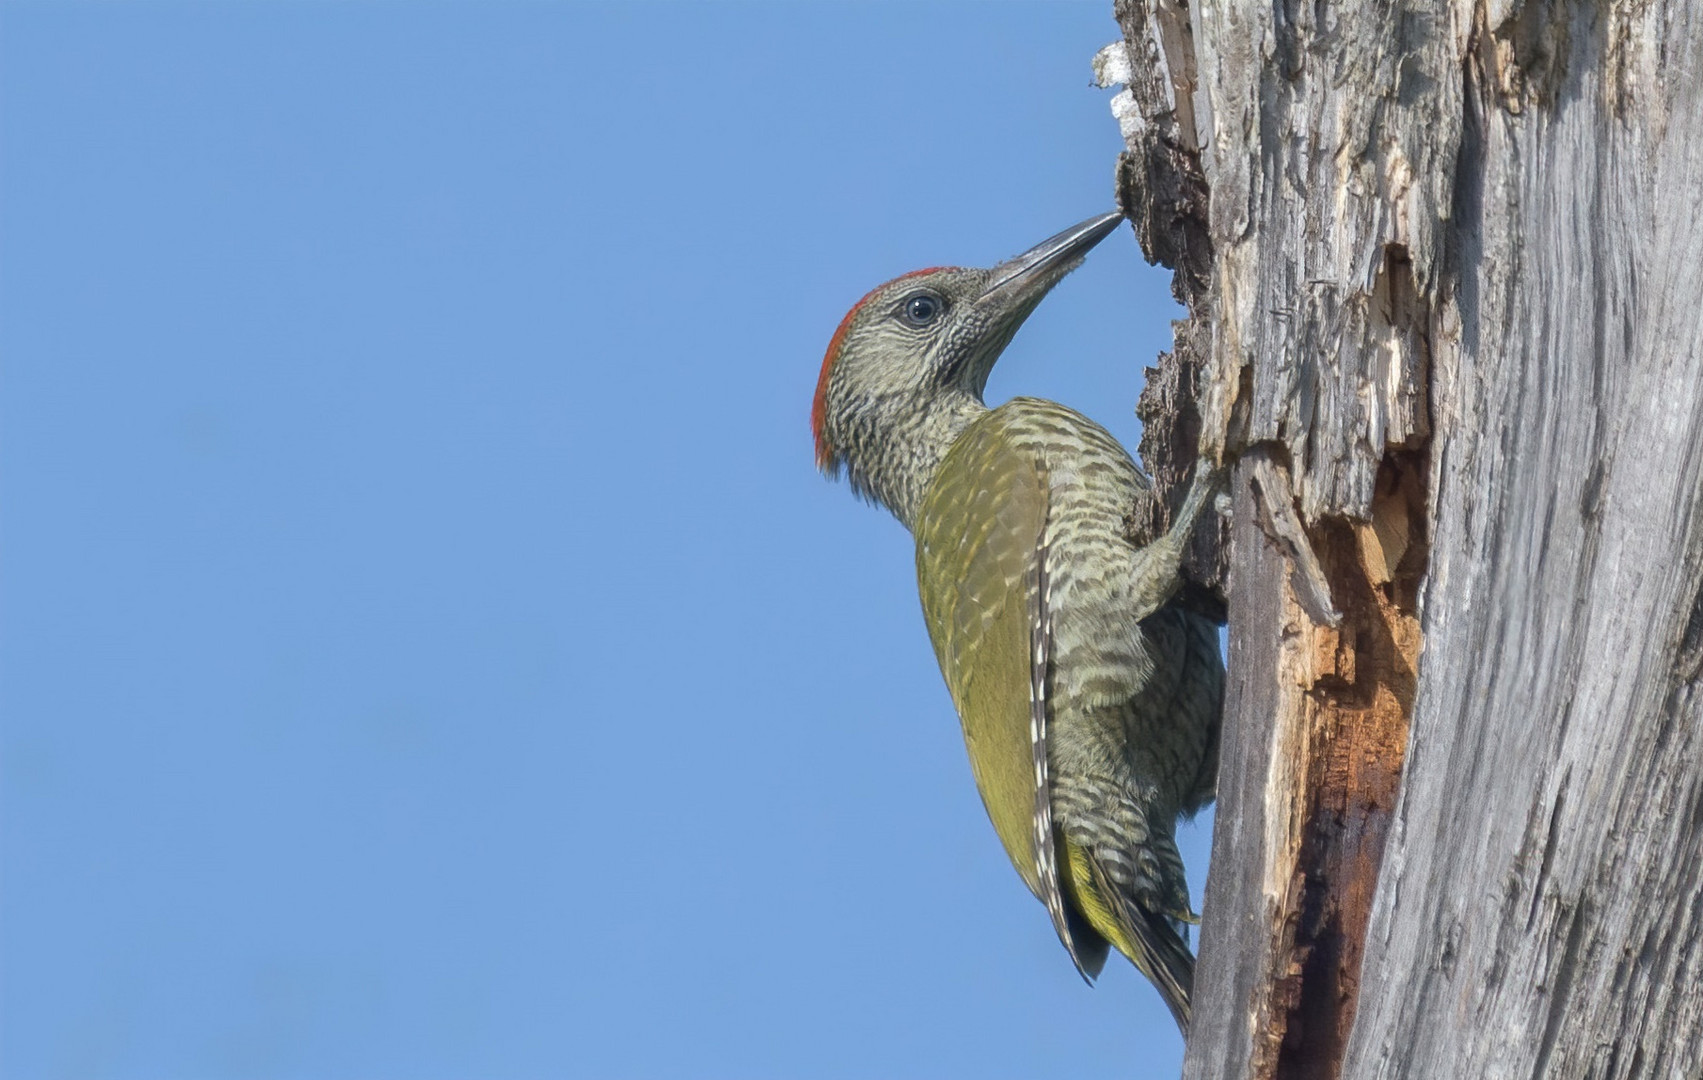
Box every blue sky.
[0,4,1208,1077]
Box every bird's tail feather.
[1123,902,1195,1034]
[1067,842,1196,1034]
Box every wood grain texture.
[1180,458,1288,1080]
[1105,0,1703,1074]
[1344,4,1703,1076]
[1186,0,1451,523]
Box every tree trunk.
[1101,1,1703,1076]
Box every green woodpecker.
[812,211,1223,1030]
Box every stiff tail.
[1123,901,1195,1033]
[1063,840,1197,1033]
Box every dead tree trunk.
[1101,1,1703,1076]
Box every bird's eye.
[900,293,943,327]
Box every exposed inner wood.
[1269,454,1427,1080]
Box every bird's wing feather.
[915,412,1099,977]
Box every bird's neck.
[851,391,987,532]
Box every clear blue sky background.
[1,4,1212,1077]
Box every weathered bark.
[1102,0,1703,1076]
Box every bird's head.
[811,211,1124,521]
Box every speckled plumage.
[814,213,1223,1031]
[915,400,1220,1029]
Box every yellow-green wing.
[914,414,1096,976]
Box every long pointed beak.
[979,211,1125,300]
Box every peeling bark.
[1105,0,1703,1076]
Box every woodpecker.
[812,211,1223,1030]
